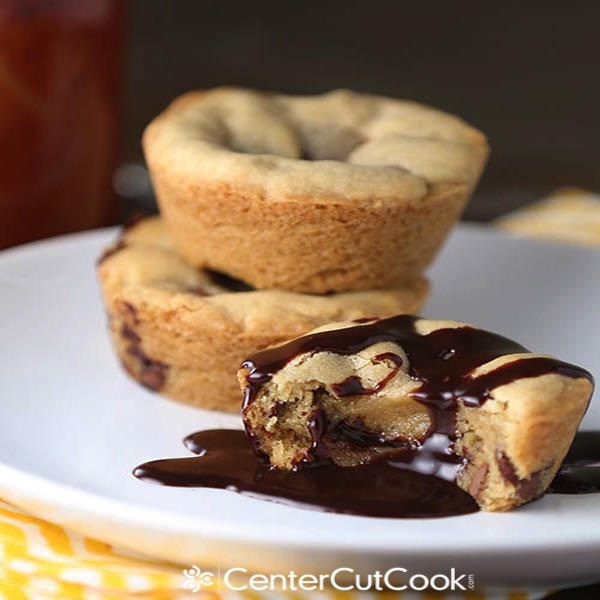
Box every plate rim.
[1,224,600,582]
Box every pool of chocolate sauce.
[134,429,600,518]
[134,429,478,518]
[134,316,595,517]
[550,431,600,494]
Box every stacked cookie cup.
[98,87,488,412]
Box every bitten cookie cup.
[143,87,489,293]
[239,315,593,511]
[97,217,429,412]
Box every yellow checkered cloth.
[4,188,598,599]
[0,499,192,599]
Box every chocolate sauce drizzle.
[332,352,404,397]
[242,315,592,455]
[549,431,600,494]
[134,316,594,518]
[243,315,590,412]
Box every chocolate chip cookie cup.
[143,87,489,293]
[97,217,429,411]
[240,315,593,511]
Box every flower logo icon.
[183,565,215,592]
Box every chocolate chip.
[517,471,544,502]
[328,418,409,449]
[139,359,168,391]
[121,323,141,344]
[496,451,520,486]
[119,320,168,392]
[496,452,546,502]
[121,301,139,325]
[468,464,489,498]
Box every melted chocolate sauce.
[134,430,600,516]
[549,431,600,494]
[242,315,592,456]
[332,352,403,397]
[134,429,478,518]
[329,418,410,448]
[305,408,331,467]
[134,316,595,517]
[243,315,591,412]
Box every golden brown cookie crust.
[97,217,429,412]
[143,87,489,293]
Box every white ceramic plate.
[0,224,598,587]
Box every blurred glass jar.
[0,0,123,249]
